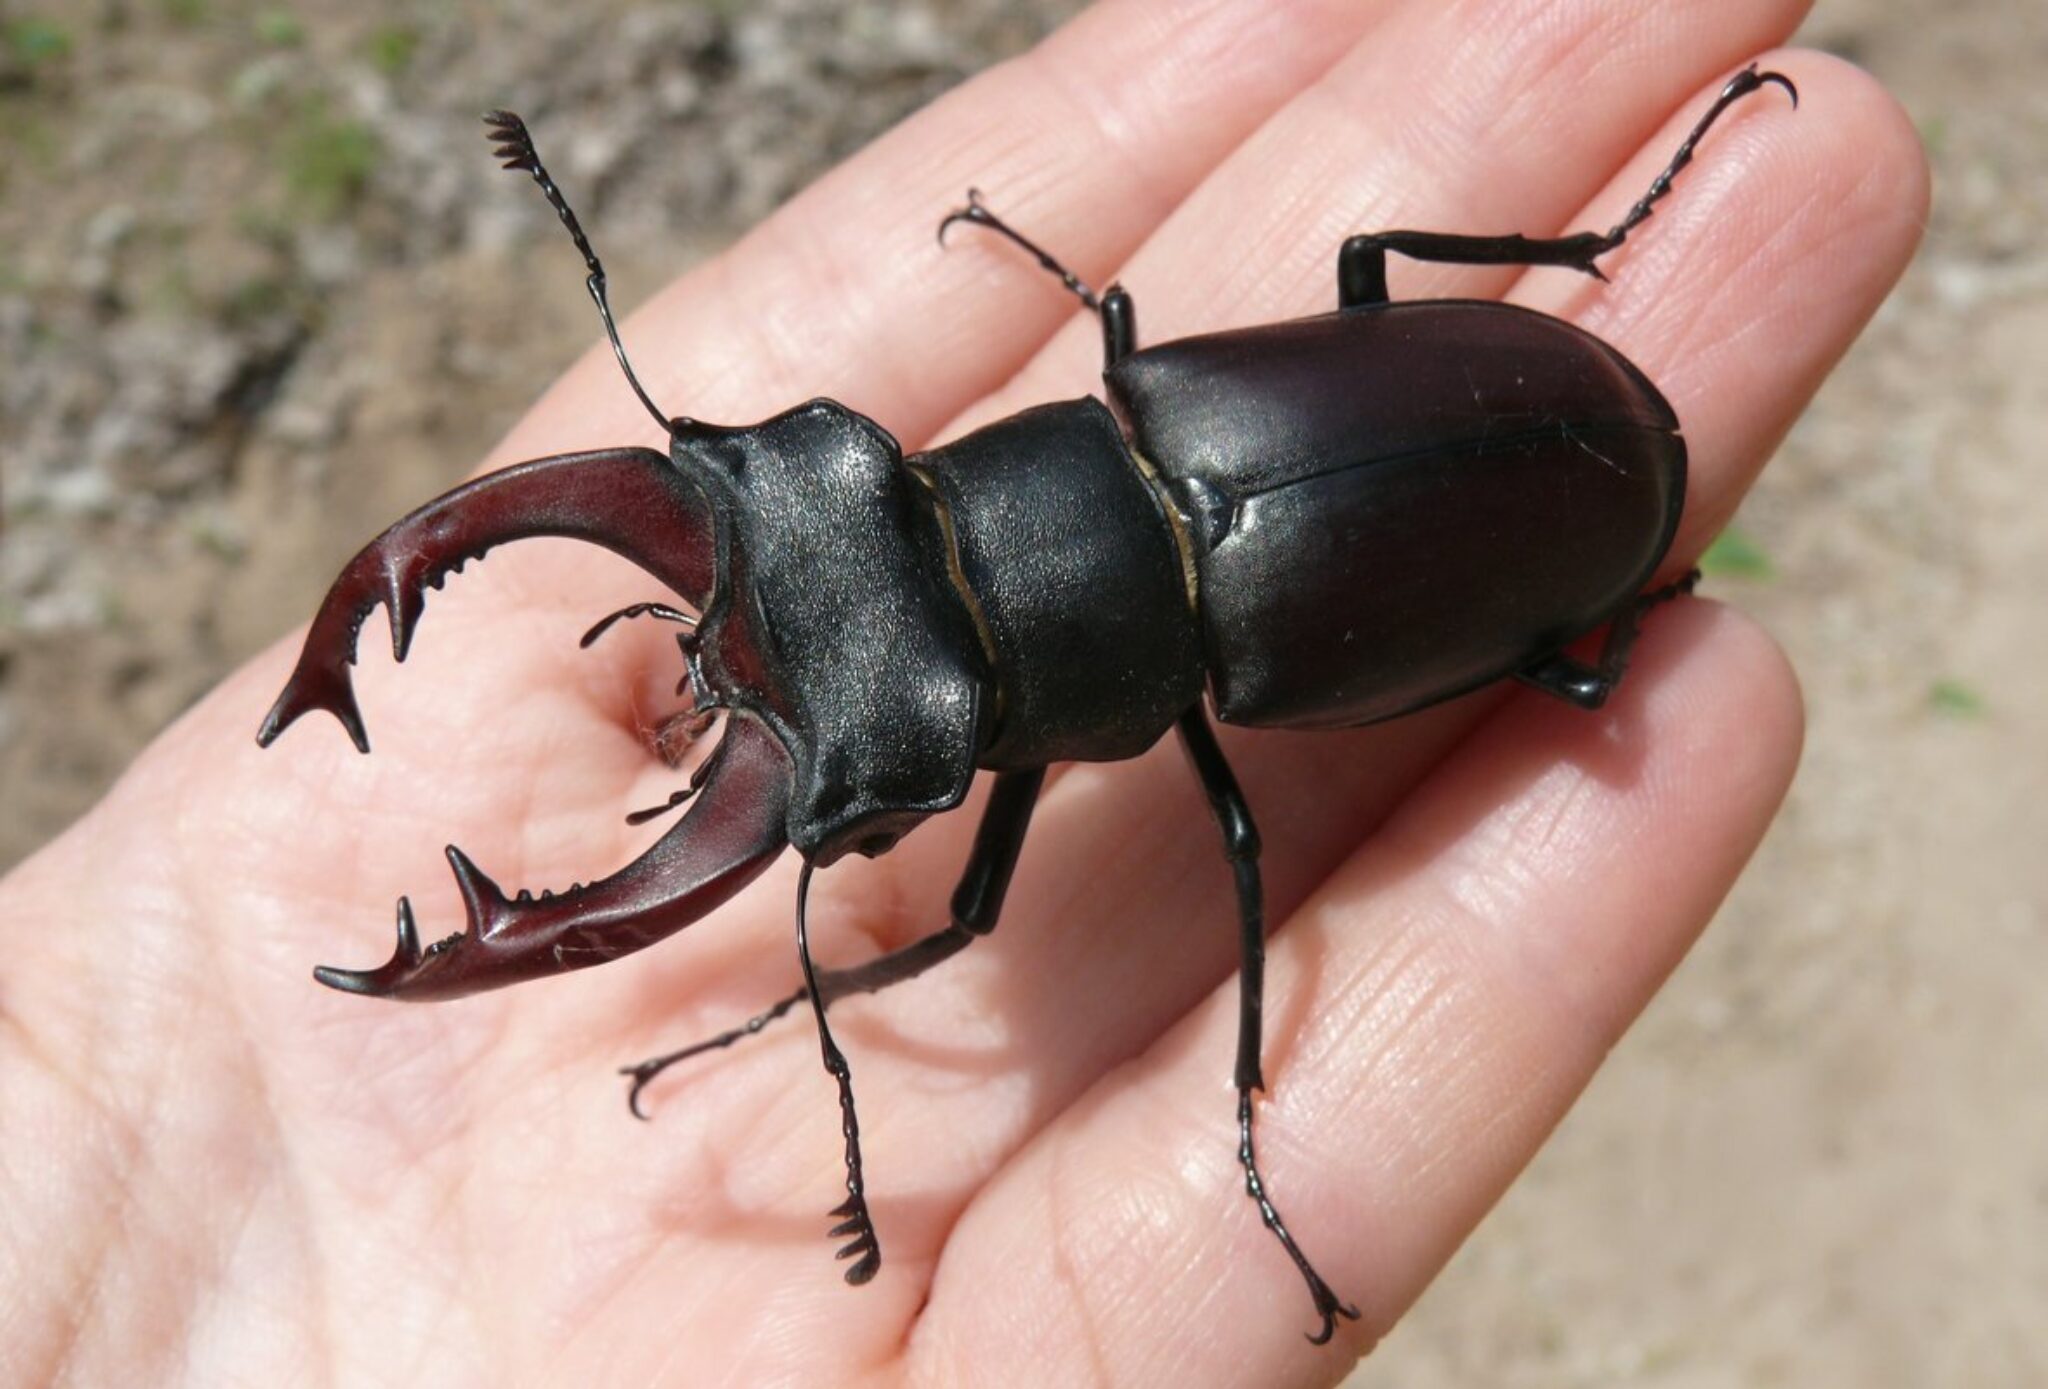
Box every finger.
[455,0,1400,720]
[950,0,1815,428]
[589,2,1827,1086]
[904,50,1921,1373]
[814,40,1916,1339]
[211,0,1403,1017]
[874,6,1831,1001]
[922,50,1918,1095]
[1506,58,1927,564]
[915,602,1801,1379]
[485,0,1405,467]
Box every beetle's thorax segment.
[908,397,1203,768]
[673,401,988,863]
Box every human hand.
[0,0,1924,1383]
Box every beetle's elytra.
[258,66,1795,1342]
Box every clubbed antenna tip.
[479,108,675,438]
[483,109,541,173]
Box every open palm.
[0,1,1923,1384]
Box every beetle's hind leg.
[1516,569,1700,710]
[1336,64,1796,309]
[1178,709,1362,1346]
[937,190,1137,366]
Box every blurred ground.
[1,2,2040,1385]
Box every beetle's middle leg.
[620,768,1046,1117]
[937,190,1138,366]
[1336,65,1796,309]
[1177,709,1362,1346]
[1515,568,1700,710]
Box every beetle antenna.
[1603,64,1799,248]
[484,110,677,438]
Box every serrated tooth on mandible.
[444,844,511,940]
[394,896,422,965]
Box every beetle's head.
[257,404,985,1002]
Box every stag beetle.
[257,66,1796,1343]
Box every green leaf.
[281,101,381,216]
[255,10,306,46]
[1927,679,1986,720]
[5,17,74,65]
[1699,526,1775,580]
[364,23,420,76]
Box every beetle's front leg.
[1177,709,1362,1346]
[792,863,886,1284]
[627,769,1053,1287]
[622,768,1046,1117]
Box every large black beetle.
[258,67,1795,1342]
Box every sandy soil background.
[1,1,2039,1384]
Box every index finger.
[484,0,1405,468]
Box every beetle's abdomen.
[1107,302,1686,728]
[912,398,1203,766]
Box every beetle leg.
[1098,287,1137,367]
[579,600,696,649]
[621,768,1044,1118]
[936,191,1138,367]
[1177,709,1362,1346]
[1337,64,1796,309]
[1515,568,1700,711]
[937,189,1100,307]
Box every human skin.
[0,0,1925,1385]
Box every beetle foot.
[1637,567,1701,612]
[310,718,795,1001]
[1301,1275,1364,1347]
[935,187,1102,312]
[618,985,808,1119]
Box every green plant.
[281,101,380,216]
[4,17,73,65]
[363,23,420,75]
[1927,679,1986,720]
[1699,526,1775,581]
[255,10,306,46]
